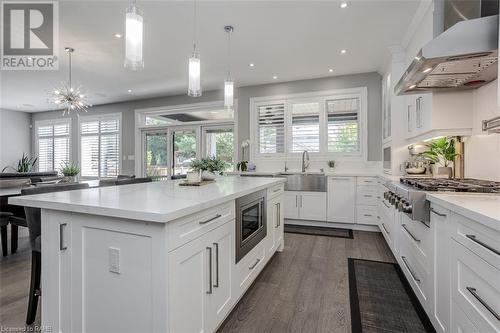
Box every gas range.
[382,178,500,227]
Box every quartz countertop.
[426,193,500,230]
[9,176,286,223]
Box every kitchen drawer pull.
[59,223,67,251]
[383,201,391,209]
[272,187,282,193]
[430,208,447,217]
[363,195,373,198]
[401,256,420,283]
[276,203,281,228]
[363,214,373,217]
[249,258,260,270]
[206,247,213,294]
[381,223,390,234]
[199,214,222,225]
[466,234,500,256]
[402,224,421,243]
[466,287,500,321]
[213,243,219,288]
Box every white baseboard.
[284,219,380,232]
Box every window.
[145,131,169,179]
[290,102,320,152]
[36,120,70,172]
[80,114,121,178]
[327,97,360,153]
[257,104,285,154]
[203,126,234,172]
[172,129,197,176]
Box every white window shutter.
[258,104,285,154]
[327,97,360,153]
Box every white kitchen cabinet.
[327,177,356,223]
[168,222,232,333]
[284,191,327,222]
[267,194,284,255]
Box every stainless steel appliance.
[395,0,499,95]
[235,189,267,263]
[383,146,391,174]
[383,178,500,227]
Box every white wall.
[0,109,32,171]
[464,80,500,181]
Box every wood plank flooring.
[0,227,393,332]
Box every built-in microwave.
[383,146,391,174]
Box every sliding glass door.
[144,131,169,180]
[172,128,199,177]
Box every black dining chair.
[0,212,12,256]
[115,177,152,186]
[20,182,90,325]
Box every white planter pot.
[201,171,216,181]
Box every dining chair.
[0,212,12,256]
[20,182,90,324]
[115,177,152,186]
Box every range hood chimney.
[395,0,499,95]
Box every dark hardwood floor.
[0,226,393,333]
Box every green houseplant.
[422,137,459,178]
[60,162,80,182]
[190,157,228,181]
[1,153,37,173]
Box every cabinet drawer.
[356,186,379,206]
[234,240,266,294]
[451,213,500,269]
[398,240,430,306]
[357,205,378,225]
[451,240,500,333]
[400,214,432,267]
[167,202,235,251]
[267,183,284,200]
[451,301,480,333]
[357,177,378,185]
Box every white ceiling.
[0,0,421,112]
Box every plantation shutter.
[37,121,70,172]
[258,104,285,154]
[327,97,360,153]
[290,102,320,152]
[80,116,120,178]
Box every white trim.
[34,118,72,172]
[77,112,122,179]
[250,87,368,162]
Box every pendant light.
[124,0,144,70]
[224,25,234,109]
[188,0,201,97]
[50,47,91,115]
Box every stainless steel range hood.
[395,13,499,95]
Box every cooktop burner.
[400,178,500,193]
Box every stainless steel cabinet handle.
[295,195,298,207]
[199,214,222,225]
[466,287,500,321]
[59,223,67,251]
[273,187,281,193]
[300,195,303,208]
[466,234,500,256]
[382,223,390,234]
[276,203,281,228]
[206,247,213,294]
[383,201,391,209]
[213,243,219,288]
[363,214,373,217]
[402,224,421,243]
[401,256,420,283]
[249,258,260,270]
[363,195,373,198]
[430,208,447,217]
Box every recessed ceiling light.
[423,67,433,73]
[340,2,348,9]
[127,89,132,93]
[409,84,417,89]
[114,33,123,39]
[340,49,347,54]
[273,75,278,80]
[329,68,334,73]
[249,63,255,67]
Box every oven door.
[236,190,267,263]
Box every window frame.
[34,118,72,172]
[78,113,122,179]
[250,87,367,161]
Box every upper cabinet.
[382,73,392,143]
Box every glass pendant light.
[125,0,144,70]
[224,26,234,108]
[188,0,201,97]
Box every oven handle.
[382,201,391,209]
[206,247,213,294]
[199,214,222,225]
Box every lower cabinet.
[327,177,356,223]
[267,194,284,255]
[168,222,232,333]
[284,191,327,221]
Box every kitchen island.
[9,176,286,333]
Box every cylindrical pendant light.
[125,1,144,70]
[224,25,234,108]
[188,0,202,97]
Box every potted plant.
[422,137,459,178]
[60,162,80,183]
[190,157,228,181]
[2,153,37,173]
[237,139,250,172]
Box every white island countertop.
[9,176,286,223]
[426,193,500,230]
